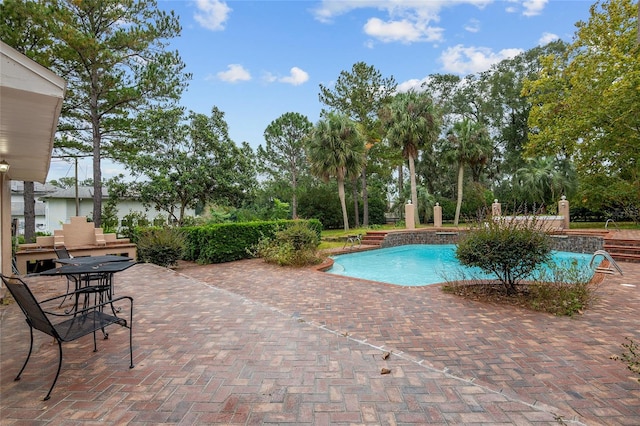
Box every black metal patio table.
[55,255,132,265]
[39,260,137,313]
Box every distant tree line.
[1,0,638,236]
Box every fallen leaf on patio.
[382,351,391,360]
[381,368,391,375]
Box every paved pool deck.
[1,236,639,424]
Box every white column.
[558,196,570,229]
[433,203,442,227]
[405,201,415,230]
[491,199,501,217]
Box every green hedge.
[181,219,322,264]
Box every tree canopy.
[129,107,256,225]
[11,0,191,227]
[523,0,639,214]
[258,112,313,219]
[319,62,397,226]
[307,113,366,231]
[382,90,441,225]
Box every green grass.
[318,241,346,251]
[569,221,639,230]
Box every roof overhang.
[0,41,66,183]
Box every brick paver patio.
[2,236,640,424]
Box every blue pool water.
[328,244,594,286]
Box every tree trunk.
[91,68,102,228]
[397,164,403,196]
[180,203,186,226]
[291,191,298,219]
[93,146,102,227]
[291,173,298,219]
[352,178,360,228]
[409,155,419,225]
[361,168,369,227]
[338,178,349,231]
[23,181,36,243]
[397,164,404,218]
[454,163,464,226]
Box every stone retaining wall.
[380,230,604,254]
[548,235,604,253]
[381,231,461,247]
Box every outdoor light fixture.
[0,160,9,173]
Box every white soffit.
[0,41,66,183]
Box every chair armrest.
[43,295,133,317]
[39,290,83,305]
[39,285,109,304]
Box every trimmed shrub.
[456,215,551,294]
[251,221,322,266]
[137,227,186,268]
[181,219,322,264]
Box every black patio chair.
[54,246,74,306]
[54,246,71,260]
[53,247,111,310]
[0,274,134,401]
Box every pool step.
[362,231,388,246]
[603,238,640,263]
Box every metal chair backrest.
[1,275,57,338]
[54,247,71,259]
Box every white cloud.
[262,72,277,83]
[194,0,232,31]
[440,45,523,75]
[312,0,490,44]
[278,67,309,86]
[522,0,548,17]
[311,0,364,24]
[396,77,430,93]
[216,64,251,83]
[464,19,480,33]
[538,32,559,45]
[364,17,443,43]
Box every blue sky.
[48,0,593,183]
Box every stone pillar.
[433,203,442,228]
[558,195,570,229]
[405,201,415,230]
[491,199,501,217]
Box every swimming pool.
[328,244,595,286]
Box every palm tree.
[307,113,365,231]
[515,156,577,210]
[442,118,492,225]
[382,91,441,225]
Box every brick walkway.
[2,247,640,424]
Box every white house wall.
[44,198,196,231]
[115,200,196,226]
